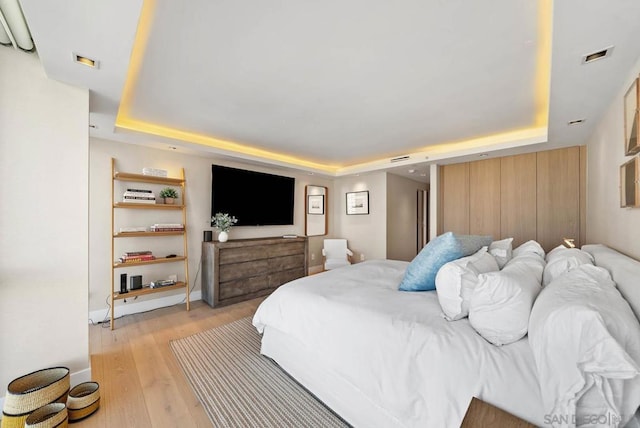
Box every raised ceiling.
[18,0,640,177]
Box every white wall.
[333,172,387,261]
[386,173,427,261]
[586,56,640,259]
[0,50,90,393]
[89,139,332,312]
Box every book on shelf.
[118,254,156,263]
[123,250,152,256]
[123,195,156,200]
[121,198,156,204]
[150,279,176,288]
[124,192,156,198]
[126,188,153,194]
[151,223,185,232]
[119,227,148,233]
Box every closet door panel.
[536,147,580,252]
[440,163,469,235]
[500,153,537,247]
[469,158,501,239]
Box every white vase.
[218,231,229,242]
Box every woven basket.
[24,403,68,428]
[1,367,69,428]
[66,382,100,422]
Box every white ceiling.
[17,0,640,181]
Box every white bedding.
[253,260,545,427]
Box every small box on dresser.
[202,236,308,307]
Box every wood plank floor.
[77,299,263,428]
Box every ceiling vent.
[582,46,614,64]
[390,155,410,163]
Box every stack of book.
[118,251,155,263]
[150,279,176,288]
[150,223,185,232]
[142,167,168,177]
[123,188,156,204]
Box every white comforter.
[253,260,546,427]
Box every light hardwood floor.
[78,298,263,428]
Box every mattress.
[252,259,546,427]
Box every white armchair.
[322,239,354,271]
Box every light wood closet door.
[500,153,537,247]
[440,163,469,234]
[536,147,580,251]
[469,158,501,239]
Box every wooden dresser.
[201,236,308,307]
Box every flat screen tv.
[211,165,295,226]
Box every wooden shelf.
[114,202,184,210]
[114,231,185,238]
[110,158,190,329]
[113,171,184,185]
[113,281,186,300]
[114,256,186,268]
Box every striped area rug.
[170,317,350,428]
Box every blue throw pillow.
[398,232,493,292]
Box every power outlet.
[311,253,316,261]
[360,254,365,261]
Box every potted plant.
[211,212,238,242]
[159,187,179,204]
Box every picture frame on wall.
[620,156,639,208]
[624,76,640,155]
[346,191,369,215]
[307,195,324,215]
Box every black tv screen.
[211,165,295,226]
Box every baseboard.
[0,367,92,421]
[89,290,202,324]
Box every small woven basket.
[66,382,100,422]
[24,403,68,428]
[1,367,69,428]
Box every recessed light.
[568,119,586,126]
[73,53,99,68]
[408,169,416,174]
[479,153,489,158]
[168,146,177,150]
[89,124,97,129]
[307,172,314,175]
[581,46,614,64]
[420,173,427,177]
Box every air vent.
[390,155,410,163]
[582,46,614,64]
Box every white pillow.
[542,246,595,286]
[529,264,640,428]
[435,248,499,321]
[468,253,544,346]
[488,237,513,269]
[512,239,545,259]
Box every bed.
[252,244,640,427]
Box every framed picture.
[620,157,639,208]
[624,77,640,155]
[307,195,324,215]
[346,191,369,215]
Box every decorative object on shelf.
[346,190,370,215]
[159,187,179,204]
[624,76,640,156]
[212,212,238,242]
